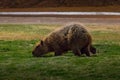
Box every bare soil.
[0,16,120,25]
[0,6,120,12]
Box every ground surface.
[0,16,120,80]
[0,6,120,12]
[0,16,120,24]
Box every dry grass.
[86,24,120,32]
[85,24,120,45]
[0,24,60,40]
[0,32,40,40]
[0,24,120,44]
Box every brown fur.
[32,24,96,57]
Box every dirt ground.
[0,15,120,25]
[0,6,120,12]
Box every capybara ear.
[40,40,44,46]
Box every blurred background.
[0,0,120,12]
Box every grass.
[0,24,120,80]
[0,24,60,40]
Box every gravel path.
[0,16,120,25]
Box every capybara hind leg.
[85,50,90,56]
[90,45,96,54]
[84,47,91,57]
[72,48,81,56]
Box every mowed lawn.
[0,24,120,80]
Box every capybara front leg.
[84,47,91,57]
[53,45,63,56]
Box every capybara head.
[90,46,96,54]
[32,41,48,57]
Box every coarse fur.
[32,24,96,57]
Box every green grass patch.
[0,24,120,80]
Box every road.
[0,12,120,16]
[0,12,120,25]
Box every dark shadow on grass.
[32,52,98,58]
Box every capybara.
[32,24,96,57]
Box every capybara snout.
[32,41,49,57]
[32,45,41,57]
